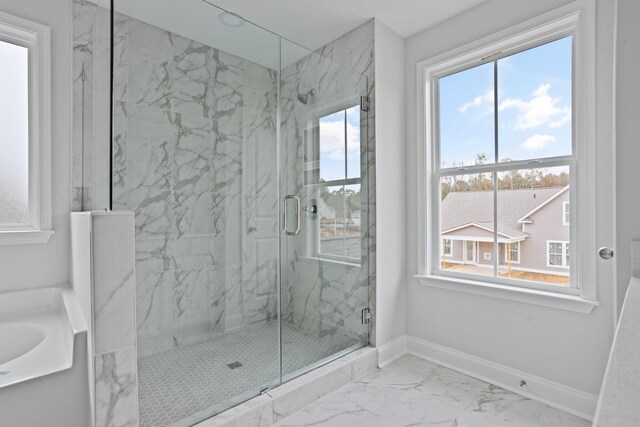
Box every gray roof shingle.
[441,187,564,235]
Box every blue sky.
[319,105,361,182]
[439,36,573,168]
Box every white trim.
[406,335,598,421]
[444,235,526,244]
[463,240,476,264]
[313,103,363,262]
[563,201,570,225]
[442,238,452,257]
[377,336,408,368]
[416,0,596,302]
[547,240,570,268]
[503,264,570,277]
[415,274,596,313]
[505,241,521,264]
[0,230,54,246]
[517,186,569,223]
[443,259,569,276]
[442,222,527,240]
[0,10,52,245]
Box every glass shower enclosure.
[108,0,370,425]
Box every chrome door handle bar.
[283,195,301,236]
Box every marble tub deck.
[274,354,590,427]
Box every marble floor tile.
[274,354,590,427]
[455,384,589,427]
[273,392,378,427]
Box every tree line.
[319,184,361,217]
[441,153,569,200]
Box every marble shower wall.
[73,0,111,211]
[119,18,279,357]
[73,0,377,357]
[73,0,279,358]
[279,21,375,349]
[318,21,376,346]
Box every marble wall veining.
[279,21,375,351]
[74,0,280,357]
[72,0,376,362]
[71,211,139,427]
[119,19,279,356]
[316,21,377,347]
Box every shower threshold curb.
[193,346,378,427]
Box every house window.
[563,202,570,225]
[316,105,361,260]
[506,242,520,263]
[418,6,592,297]
[442,239,452,256]
[547,241,570,268]
[0,11,52,245]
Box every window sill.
[0,230,54,245]
[414,274,598,314]
[301,256,361,268]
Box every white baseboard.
[406,335,598,421]
[377,335,407,367]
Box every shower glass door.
[279,40,370,379]
[109,0,369,425]
[111,0,281,425]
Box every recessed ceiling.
[208,0,487,50]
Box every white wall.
[0,0,72,292]
[404,0,616,402]
[374,20,407,348]
[615,0,640,312]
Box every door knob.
[598,247,614,260]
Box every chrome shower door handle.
[283,195,301,236]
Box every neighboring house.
[441,186,570,276]
[317,197,337,219]
[351,209,361,226]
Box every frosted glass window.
[0,40,29,225]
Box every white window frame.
[442,238,452,257]
[505,242,521,264]
[0,11,52,245]
[313,103,362,264]
[547,240,570,268]
[563,201,570,225]
[414,1,598,313]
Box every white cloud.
[521,134,555,152]
[458,90,494,113]
[498,83,571,130]
[319,119,360,161]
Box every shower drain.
[226,361,243,370]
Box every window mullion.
[492,60,499,278]
[436,155,574,177]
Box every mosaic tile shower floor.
[138,321,352,427]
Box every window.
[563,202,570,225]
[0,11,52,245]
[547,241,570,268]
[1,39,29,226]
[506,241,520,264]
[435,35,573,288]
[442,239,452,256]
[314,105,362,260]
[416,3,596,303]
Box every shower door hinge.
[361,308,372,324]
[360,96,370,112]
